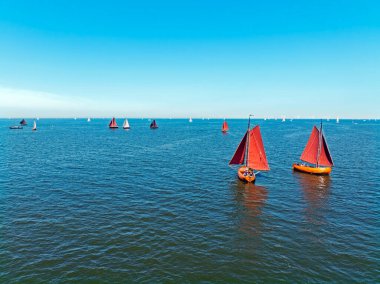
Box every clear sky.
[0,0,379,118]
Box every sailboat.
[123,118,130,129]
[87,118,91,122]
[336,117,340,123]
[32,120,37,131]
[293,120,334,175]
[109,117,118,129]
[20,119,27,126]
[150,120,158,129]
[222,120,229,133]
[229,115,270,183]
[189,118,193,123]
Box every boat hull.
[237,166,256,183]
[109,126,118,129]
[293,163,331,175]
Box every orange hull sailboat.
[109,117,118,129]
[222,120,229,133]
[293,121,334,175]
[229,115,270,183]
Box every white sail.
[189,117,192,123]
[87,118,91,122]
[32,120,37,131]
[123,118,130,129]
[336,117,340,123]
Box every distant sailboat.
[229,115,270,183]
[20,119,27,126]
[222,120,229,133]
[123,118,130,129]
[87,118,91,122]
[293,120,334,175]
[336,117,340,123]
[9,125,23,129]
[109,117,118,129]
[32,120,37,131]
[189,117,193,123]
[282,116,286,122]
[150,120,158,129]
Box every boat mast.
[245,115,253,167]
[316,119,323,167]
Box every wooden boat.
[222,120,229,133]
[32,120,37,131]
[123,118,130,129]
[150,120,158,129]
[293,121,334,175]
[229,115,270,183]
[9,126,23,129]
[109,117,118,129]
[20,119,27,125]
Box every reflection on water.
[231,181,268,236]
[295,172,331,225]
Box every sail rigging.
[229,126,269,171]
[222,121,229,132]
[150,120,158,128]
[300,126,333,167]
[123,118,130,129]
[109,117,118,128]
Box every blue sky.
[0,0,379,118]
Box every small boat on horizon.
[123,118,130,129]
[32,120,37,131]
[150,120,158,129]
[109,117,118,129]
[87,118,91,122]
[189,117,193,123]
[9,125,23,129]
[293,120,334,175]
[222,120,229,133]
[20,119,27,126]
[229,115,270,183]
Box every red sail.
[229,131,248,165]
[150,120,158,128]
[222,121,229,132]
[109,117,118,128]
[318,133,334,167]
[300,126,320,165]
[247,126,270,171]
[300,126,334,167]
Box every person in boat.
[244,168,254,177]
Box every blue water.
[1,118,379,282]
